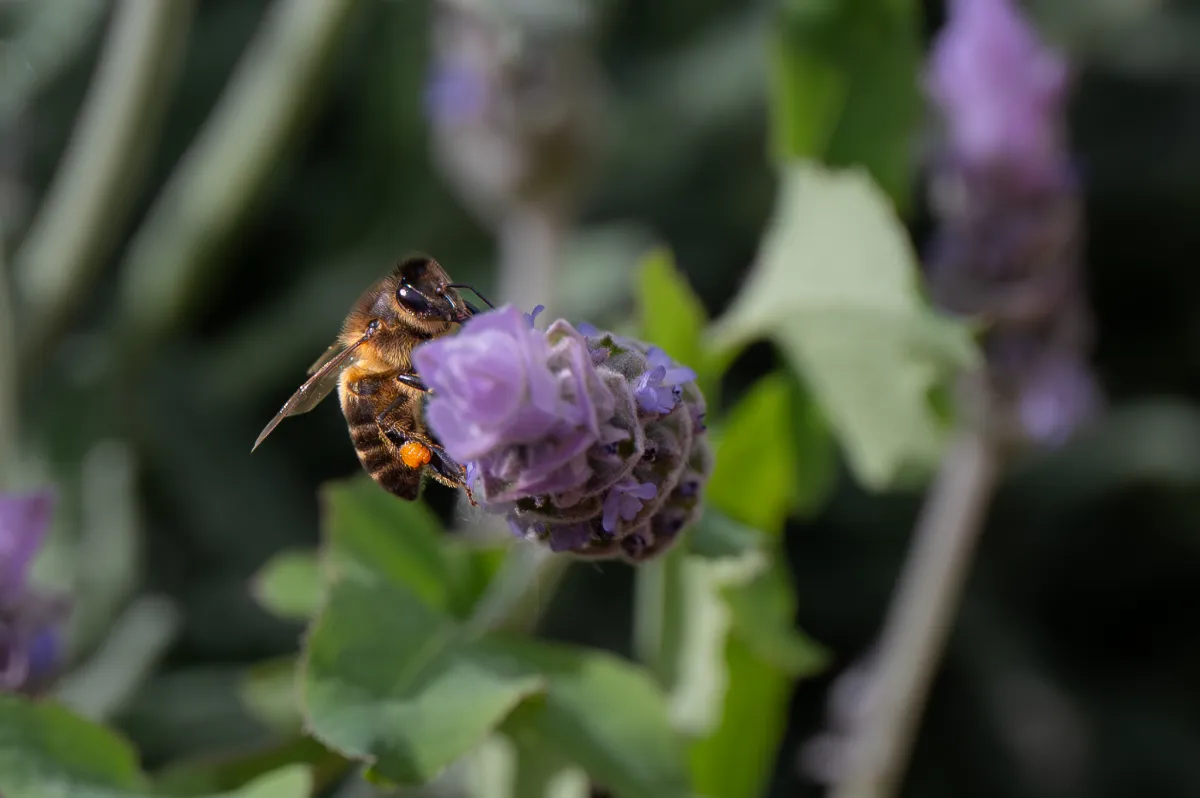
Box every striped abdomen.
[339,374,423,500]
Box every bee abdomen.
[343,393,421,500]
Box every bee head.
[391,255,494,325]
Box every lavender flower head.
[926,0,1069,187]
[923,0,1100,448]
[0,490,65,694]
[412,305,711,562]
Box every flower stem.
[466,543,570,637]
[829,420,1000,798]
[497,203,565,308]
[53,594,181,721]
[111,0,359,368]
[632,547,686,688]
[14,0,193,363]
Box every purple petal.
[0,490,54,602]
[663,365,697,385]
[601,479,658,532]
[626,482,658,502]
[525,305,546,328]
[601,489,622,533]
[926,0,1068,178]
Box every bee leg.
[374,393,410,426]
[396,373,430,393]
[417,436,479,506]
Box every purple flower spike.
[413,304,712,562]
[923,0,1100,448]
[0,491,54,603]
[0,489,66,694]
[926,0,1068,185]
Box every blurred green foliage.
[4,0,1200,797]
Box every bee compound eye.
[396,283,431,315]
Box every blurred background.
[5,0,1200,797]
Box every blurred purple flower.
[423,61,489,127]
[0,490,53,604]
[0,489,65,694]
[922,0,1100,447]
[414,305,711,561]
[926,0,1069,185]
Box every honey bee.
[251,255,492,501]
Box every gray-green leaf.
[705,373,803,534]
[220,765,312,798]
[321,475,451,611]
[709,161,978,490]
[252,549,323,621]
[301,571,544,784]
[635,247,719,399]
[771,0,921,207]
[0,694,147,798]
[497,640,692,798]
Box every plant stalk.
[497,203,565,309]
[14,0,193,362]
[111,0,358,366]
[829,419,999,798]
[466,543,570,637]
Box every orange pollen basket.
[399,440,433,469]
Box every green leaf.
[301,569,544,784]
[789,377,838,517]
[0,694,147,797]
[688,637,793,798]
[441,541,510,620]
[688,552,826,798]
[691,449,826,798]
[320,475,453,611]
[633,550,732,738]
[154,737,342,797]
[724,559,829,678]
[705,373,800,534]
[510,735,590,798]
[497,640,692,798]
[220,765,311,798]
[771,0,922,207]
[709,161,979,490]
[238,658,302,735]
[635,247,719,398]
[252,549,323,621]
[685,511,767,581]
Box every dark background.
[8,1,1200,796]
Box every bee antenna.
[445,284,496,310]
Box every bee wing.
[251,336,366,452]
[306,339,345,376]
